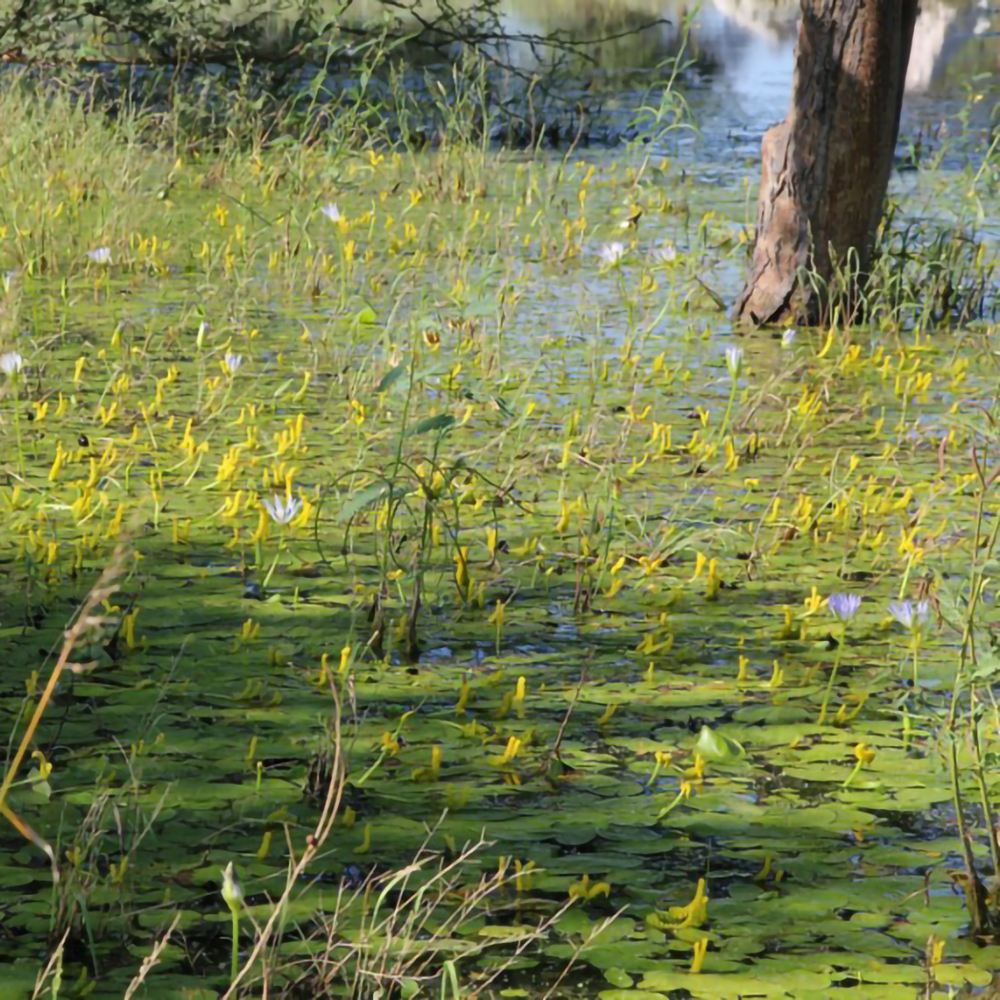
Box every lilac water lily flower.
[888,599,930,630]
[87,247,112,265]
[725,346,744,379]
[828,592,862,621]
[320,203,341,223]
[262,495,303,525]
[223,353,243,374]
[781,328,797,347]
[650,243,676,265]
[0,351,24,376]
[598,242,625,267]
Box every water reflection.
[485,0,997,96]
[335,0,997,133]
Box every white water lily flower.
[320,203,341,223]
[87,247,112,265]
[221,861,242,913]
[223,353,243,374]
[262,494,303,525]
[598,242,626,267]
[781,328,797,347]
[651,243,677,265]
[0,351,24,375]
[725,346,744,379]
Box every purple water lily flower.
[828,593,862,621]
[888,599,929,630]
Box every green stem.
[971,712,1000,884]
[842,760,863,788]
[819,623,847,725]
[260,534,285,593]
[11,373,25,478]
[231,908,239,982]
[948,735,989,935]
[719,378,737,442]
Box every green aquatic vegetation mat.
[0,102,999,998]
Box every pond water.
[0,3,999,999]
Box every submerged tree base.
[734,0,920,328]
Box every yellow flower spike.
[568,873,591,900]
[354,824,371,854]
[723,436,738,472]
[690,551,707,582]
[690,937,709,974]
[289,370,312,404]
[777,605,796,640]
[928,936,945,967]
[514,859,535,894]
[843,743,876,788]
[554,500,571,533]
[803,586,823,615]
[769,660,784,688]
[124,610,139,649]
[493,736,522,767]
[30,750,52,781]
[430,745,441,778]
[647,749,672,787]
[256,830,272,861]
[753,854,773,882]
[48,443,64,482]
[704,558,720,600]
[736,655,749,683]
[597,703,618,726]
[670,877,709,927]
[453,546,471,599]
[456,678,471,714]
[339,645,352,674]
[686,754,706,783]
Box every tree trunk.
[733,0,920,328]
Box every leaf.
[407,414,455,437]
[478,925,538,939]
[693,725,745,761]
[377,362,407,393]
[338,484,403,523]
[603,969,634,990]
[600,992,666,1000]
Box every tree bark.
[733,0,920,328]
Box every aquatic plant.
[0,54,996,999]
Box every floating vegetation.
[0,57,999,1000]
